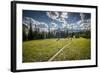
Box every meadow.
[23,38,91,63]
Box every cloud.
[23,17,49,32]
[50,22,57,28]
[55,18,68,29]
[23,17,40,26]
[50,22,58,31]
[46,11,59,20]
[61,22,67,28]
[59,12,68,28]
[46,11,68,20]
[60,12,68,19]
[31,18,40,25]
[46,11,68,29]
[38,22,48,28]
[76,19,91,31]
[37,22,49,32]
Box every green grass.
[23,38,91,63]
[53,38,91,61]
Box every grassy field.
[23,38,91,63]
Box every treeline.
[23,28,68,41]
[23,23,91,41]
[69,30,91,38]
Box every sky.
[23,10,91,31]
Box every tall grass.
[53,38,91,61]
[23,38,91,62]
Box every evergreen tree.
[28,19,33,40]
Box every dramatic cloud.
[61,22,67,28]
[76,19,91,31]
[31,18,40,25]
[59,12,68,28]
[50,22,58,31]
[46,12,59,20]
[23,17,40,27]
[46,11,68,29]
[46,12,91,32]
[23,17,49,32]
[37,22,49,32]
[38,22,48,28]
[51,22,57,28]
[57,12,68,21]
[59,12,68,19]
[67,18,91,31]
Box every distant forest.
[23,22,91,41]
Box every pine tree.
[28,18,33,40]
